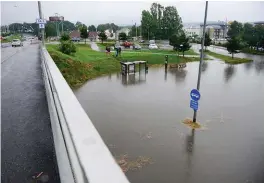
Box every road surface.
[1,43,60,183]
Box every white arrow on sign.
[39,24,45,29]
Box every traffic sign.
[190,100,198,111]
[36,19,47,24]
[39,24,45,29]
[190,89,201,101]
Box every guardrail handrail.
[41,45,130,183]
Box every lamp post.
[192,1,208,123]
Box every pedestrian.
[106,46,110,55]
[115,47,119,57]
[118,47,122,57]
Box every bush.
[60,33,71,41]
[59,41,76,55]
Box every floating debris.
[182,118,201,129]
[115,154,153,173]
[141,132,153,140]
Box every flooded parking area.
[74,60,264,183]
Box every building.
[253,21,264,26]
[116,28,130,40]
[69,30,81,41]
[183,26,200,38]
[88,32,98,41]
[200,21,228,39]
[104,29,115,40]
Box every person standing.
[118,47,122,57]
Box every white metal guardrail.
[40,45,130,183]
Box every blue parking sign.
[190,100,199,111]
[190,89,201,101]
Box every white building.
[116,28,130,40]
[183,26,200,38]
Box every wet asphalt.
[1,44,60,183]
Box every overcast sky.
[1,1,264,26]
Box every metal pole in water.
[38,1,45,45]
[193,1,208,123]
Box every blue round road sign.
[190,89,201,101]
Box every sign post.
[192,1,208,123]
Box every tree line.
[141,3,183,40]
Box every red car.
[123,41,133,48]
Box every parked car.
[139,40,145,43]
[12,39,23,47]
[133,44,141,50]
[71,37,80,42]
[149,40,155,45]
[149,43,158,49]
[123,41,133,48]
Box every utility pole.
[135,22,137,40]
[192,1,208,123]
[38,1,45,45]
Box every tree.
[169,32,190,57]
[141,10,153,40]
[97,23,119,33]
[45,22,57,38]
[204,33,211,50]
[75,21,83,29]
[227,21,243,38]
[119,32,127,41]
[226,37,241,58]
[80,24,88,44]
[179,33,191,57]
[88,25,96,32]
[98,31,107,43]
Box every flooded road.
[75,59,264,183]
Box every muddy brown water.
[74,58,264,183]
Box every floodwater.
[74,57,264,183]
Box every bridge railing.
[40,45,130,183]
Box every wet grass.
[115,154,153,173]
[46,44,120,88]
[182,118,201,129]
[205,50,253,64]
[46,44,204,88]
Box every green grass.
[241,47,264,55]
[204,50,253,64]
[123,48,198,55]
[0,34,22,43]
[46,44,120,88]
[46,44,204,88]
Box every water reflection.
[201,61,208,73]
[164,69,168,81]
[169,68,188,83]
[184,129,195,183]
[244,61,253,71]
[254,61,264,73]
[224,65,236,83]
[121,71,147,86]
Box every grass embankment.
[205,50,253,64]
[46,44,204,88]
[241,48,264,55]
[1,34,22,43]
[46,44,120,88]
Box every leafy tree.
[227,21,243,38]
[75,21,83,29]
[80,25,88,44]
[162,6,183,40]
[243,23,255,49]
[204,33,211,50]
[98,31,107,43]
[45,23,57,38]
[179,33,191,57]
[169,33,190,57]
[88,25,96,32]
[119,32,127,41]
[226,37,241,58]
[97,23,119,32]
[141,10,153,40]
[59,41,76,55]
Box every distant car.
[149,40,155,45]
[133,44,141,50]
[149,44,158,49]
[12,39,23,47]
[71,37,80,42]
[139,40,145,43]
[123,41,132,48]
[258,47,264,51]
